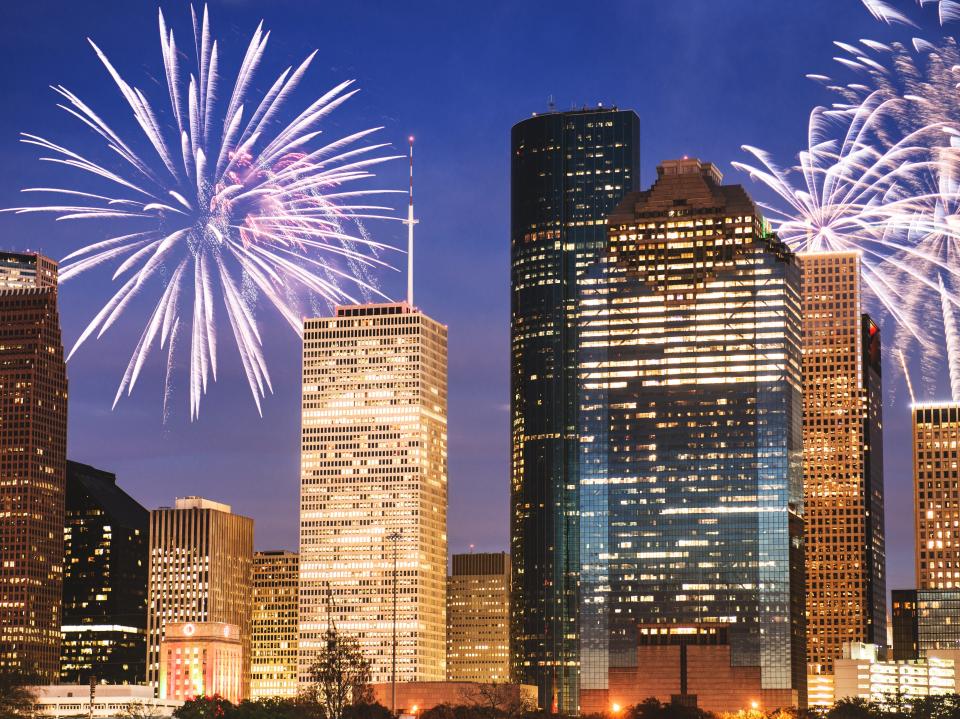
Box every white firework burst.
[5,5,403,420]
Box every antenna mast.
[406,136,417,307]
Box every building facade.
[510,107,640,712]
[0,251,68,680]
[798,252,886,671]
[252,551,299,699]
[158,622,243,703]
[30,684,181,718]
[146,498,253,697]
[913,403,960,589]
[893,589,960,659]
[300,302,448,684]
[834,643,959,707]
[576,159,806,712]
[61,461,148,684]
[447,552,511,683]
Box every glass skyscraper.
[576,159,806,711]
[510,107,639,713]
[61,461,148,684]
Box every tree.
[630,698,713,719]
[457,683,535,716]
[119,702,166,719]
[173,695,237,719]
[909,694,960,719]
[302,628,374,719]
[825,699,885,719]
[0,671,37,719]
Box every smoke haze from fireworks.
[4,4,403,421]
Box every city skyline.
[2,0,955,604]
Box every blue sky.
[0,0,946,595]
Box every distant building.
[0,250,57,290]
[0,251,68,680]
[913,404,960,589]
[575,158,805,712]
[510,107,640,713]
[60,461,148,684]
[834,642,960,706]
[252,551,299,699]
[299,303,448,686]
[159,622,243,703]
[146,498,253,698]
[30,684,180,718]
[798,252,886,671]
[893,589,960,659]
[447,552,510,682]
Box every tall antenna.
[406,136,418,307]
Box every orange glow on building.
[159,622,243,704]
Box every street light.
[611,704,622,715]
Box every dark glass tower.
[510,107,639,712]
[60,461,148,683]
[576,159,806,711]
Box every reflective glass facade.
[893,589,960,659]
[511,108,639,713]
[577,159,805,707]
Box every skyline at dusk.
[1,0,950,600]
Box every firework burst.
[6,5,403,420]
[732,91,960,374]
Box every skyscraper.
[798,252,885,672]
[576,159,806,712]
[0,251,68,680]
[61,461,148,684]
[299,302,448,685]
[252,551,299,699]
[510,107,640,712]
[447,552,511,683]
[146,497,254,697]
[913,403,960,589]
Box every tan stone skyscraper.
[799,251,886,672]
[913,403,960,588]
[146,498,254,697]
[0,251,67,680]
[252,551,299,699]
[447,552,511,683]
[299,302,448,685]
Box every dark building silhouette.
[510,107,639,713]
[60,461,148,684]
[892,589,960,660]
[0,251,67,680]
[576,159,806,712]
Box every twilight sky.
[0,0,946,596]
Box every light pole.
[388,530,402,716]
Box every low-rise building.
[834,642,960,706]
[159,622,243,703]
[30,685,180,718]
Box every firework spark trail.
[861,0,960,25]
[733,91,960,355]
[5,5,405,420]
[939,274,960,399]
